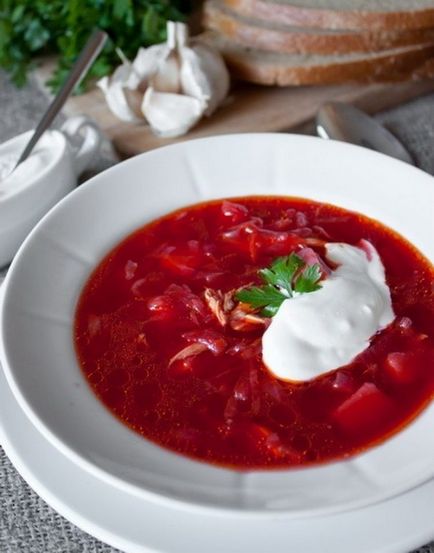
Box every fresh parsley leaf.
[294,264,322,293]
[259,254,304,297]
[236,254,323,317]
[236,285,286,315]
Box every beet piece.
[221,200,250,225]
[158,240,210,277]
[383,352,424,386]
[332,382,394,436]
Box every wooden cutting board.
[33,61,434,158]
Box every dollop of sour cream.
[262,241,395,382]
[0,133,56,198]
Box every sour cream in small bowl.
[0,116,101,268]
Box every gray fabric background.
[0,70,433,552]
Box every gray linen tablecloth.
[0,70,433,553]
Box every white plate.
[0,355,433,553]
[1,134,434,515]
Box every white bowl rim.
[1,133,434,517]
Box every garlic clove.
[186,43,230,115]
[151,53,181,94]
[179,47,211,106]
[177,26,230,116]
[150,21,181,94]
[129,21,180,92]
[128,44,169,91]
[142,86,205,138]
[97,64,143,123]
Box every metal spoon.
[12,29,108,172]
[316,102,414,165]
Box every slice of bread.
[223,0,434,31]
[200,32,434,85]
[204,0,434,54]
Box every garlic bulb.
[97,21,230,137]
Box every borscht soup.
[74,197,434,469]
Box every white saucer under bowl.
[0,134,433,516]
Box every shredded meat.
[204,288,228,326]
[229,303,267,331]
[223,291,235,312]
[204,287,267,332]
[168,343,208,366]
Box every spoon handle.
[316,102,414,165]
[14,29,108,168]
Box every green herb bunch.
[0,0,192,93]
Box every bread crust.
[205,1,434,53]
[204,1,434,54]
[224,0,434,31]
[201,34,434,85]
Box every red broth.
[74,197,434,469]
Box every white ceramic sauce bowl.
[0,134,433,516]
[0,116,102,268]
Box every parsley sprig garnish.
[236,254,322,317]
